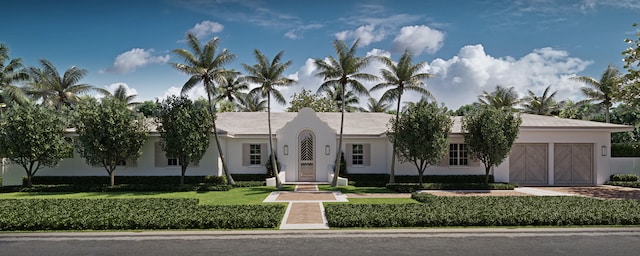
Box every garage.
[509,144,548,185]
[554,143,593,185]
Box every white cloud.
[285,24,323,39]
[392,25,445,55]
[335,25,385,46]
[105,82,138,96]
[188,20,224,38]
[161,86,208,102]
[102,48,170,74]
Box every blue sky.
[2,0,639,110]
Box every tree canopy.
[287,89,335,112]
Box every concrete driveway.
[532,185,640,200]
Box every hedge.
[0,198,285,231]
[342,174,494,187]
[386,183,515,193]
[605,181,640,188]
[231,174,269,181]
[611,143,640,157]
[24,176,227,186]
[325,195,640,228]
[0,184,232,193]
[609,174,640,182]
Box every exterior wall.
[610,157,640,175]
[224,137,270,175]
[343,138,390,175]
[512,129,611,185]
[2,136,220,186]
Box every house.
[1,108,633,186]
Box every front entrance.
[298,130,316,181]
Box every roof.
[217,111,633,136]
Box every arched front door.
[298,130,315,181]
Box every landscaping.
[325,193,640,228]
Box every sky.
[2,0,639,111]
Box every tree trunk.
[207,91,235,186]
[109,169,115,188]
[332,84,346,187]
[180,165,187,186]
[418,170,424,187]
[267,93,282,189]
[389,92,403,184]
[484,165,491,186]
[26,173,33,188]
[605,105,611,123]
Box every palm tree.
[243,49,295,189]
[371,50,433,183]
[27,59,94,110]
[216,70,248,111]
[239,93,267,112]
[571,65,622,123]
[477,85,521,111]
[321,84,362,112]
[0,44,29,107]
[99,84,140,107]
[522,85,558,115]
[363,97,391,112]
[171,33,237,185]
[314,39,377,186]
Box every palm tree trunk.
[389,92,402,184]
[267,93,282,189]
[206,91,235,186]
[332,84,346,187]
[605,105,611,123]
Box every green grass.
[318,185,396,194]
[326,198,419,205]
[0,186,294,205]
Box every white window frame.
[449,143,469,166]
[167,158,180,166]
[249,144,262,166]
[352,144,364,166]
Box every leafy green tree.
[388,100,452,186]
[244,49,295,189]
[314,39,377,186]
[571,65,622,123]
[171,33,237,185]
[98,84,140,107]
[477,85,521,112]
[321,84,362,112]
[27,59,95,110]
[452,104,477,116]
[74,99,148,187]
[157,96,213,185]
[463,106,521,185]
[136,100,162,117]
[0,104,71,187]
[287,89,335,112]
[522,85,558,115]
[622,23,640,81]
[372,50,433,183]
[0,44,29,107]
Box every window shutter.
[363,144,371,166]
[346,144,353,166]
[439,147,450,167]
[261,143,268,165]
[155,142,167,167]
[242,144,250,166]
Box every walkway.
[263,184,347,230]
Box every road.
[2,228,640,256]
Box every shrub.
[325,196,640,228]
[23,176,227,186]
[342,174,494,187]
[231,174,269,181]
[611,143,640,157]
[1,184,232,193]
[341,174,390,187]
[385,182,514,192]
[605,181,640,188]
[0,198,286,231]
[233,181,266,187]
[609,174,640,182]
[265,154,281,178]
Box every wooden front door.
[298,131,315,181]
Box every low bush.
[385,183,515,193]
[233,181,266,187]
[605,181,640,188]
[24,176,227,186]
[0,198,285,231]
[609,174,640,182]
[0,184,232,193]
[325,195,640,228]
[342,174,494,187]
[611,143,640,157]
[231,174,269,181]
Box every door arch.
[298,130,316,181]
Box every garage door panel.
[572,144,593,183]
[554,143,593,185]
[554,144,573,183]
[509,145,526,182]
[509,144,547,185]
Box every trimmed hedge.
[343,174,495,187]
[605,181,640,188]
[386,183,515,193]
[0,184,232,193]
[233,181,266,187]
[0,198,285,231]
[611,143,640,157]
[231,174,269,181]
[24,176,227,186]
[325,195,640,227]
[610,174,640,182]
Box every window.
[249,144,262,165]
[449,144,468,166]
[352,144,364,165]
[167,158,179,166]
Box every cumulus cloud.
[188,20,224,38]
[160,86,209,102]
[102,48,170,74]
[106,82,138,96]
[335,25,385,46]
[392,25,445,55]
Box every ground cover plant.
[325,193,640,228]
[0,198,285,231]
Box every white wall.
[224,138,270,175]
[610,158,640,175]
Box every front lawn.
[0,186,293,205]
[325,193,640,228]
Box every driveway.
[533,185,640,200]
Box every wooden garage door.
[554,144,593,185]
[509,144,548,185]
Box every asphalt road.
[2,228,640,256]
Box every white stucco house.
[1,108,633,186]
